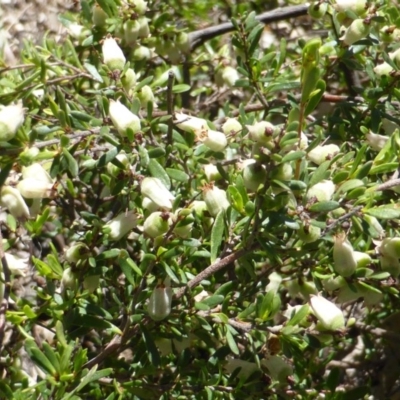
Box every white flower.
[0,186,30,218]
[334,0,367,15]
[22,163,53,183]
[307,144,340,165]
[174,112,209,134]
[148,282,172,321]
[143,211,171,238]
[141,177,175,210]
[246,121,275,146]
[366,132,389,151]
[204,164,221,182]
[0,102,24,142]
[222,118,242,136]
[109,100,141,136]
[202,183,230,216]
[104,210,138,241]
[333,233,357,277]
[17,178,54,199]
[198,129,228,152]
[305,180,335,202]
[102,37,126,71]
[341,19,370,46]
[221,66,239,87]
[4,253,29,276]
[310,294,345,330]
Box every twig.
[373,178,400,192]
[166,70,175,162]
[355,321,400,342]
[0,229,11,347]
[322,206,363,236]
[188,5,309,50]
[175,247,255,299]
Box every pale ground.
[0,0,76,64]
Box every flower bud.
[106,153,130,176]
[204,164,221,182]
[92,4,108,28]
[341,19,370,46]
[322,275,346,291]
[298,223,321,243]
[61,267,77,292]
[83,275,100,294]
[373,62,394,78]
[143,211,171,238]
[148,281,172,321]
[333,233,357,277]
[308,2,328,19]
[366,132,389,151]
[141,177,175,210]
[222,118,242,136]
[379,254,400,277]
[305,180,335,202]
[353,251,371,268]
[363,215,384,239]
[109,100,141,136]
[246,121,275,146]
[334,0,367,16]
[307,144,340,165]
[197,129,227,152]
[173,209,194,238]
[310,294,345,330]
[176,32,190,54]
[65,242,90,264]
[17,179,54,199]
[220,66,239,87]
[138,17,150,38]
[142,197,159,213]
[132,45,152,61]
[4,253,29,276]
[104,210,138,241]
[22,163,52,183]
[0,102,24,141]
[0,186,30,218]
[202,183,230,217]
[129,0,147,15]
[175,112,209,134]
[242,162,267,192]
[123,20,140,45]
[102,37,126,71]
[379,237,400,259]
[121,68,137,92]
[270,163,293,181]
[138,85,156,109]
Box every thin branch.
[355,321,400,342]
[322,206,363,236]
[373,178,400,192]
[166,70,175,156]
[174,247,255,299]
[0,228,11,347]
[188,5,309,50]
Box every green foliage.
[1,0,400,398]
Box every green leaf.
[286,304,310,326]
[25,339,57,376]
[84,63,103,82]
[308,201,341,212]
[308,160,331,187]
[141,325,160,367]
[227,185,244,213]
[214,281,234,296]
[364,206,400,219]
[172,84,191,93]
[166,168,189,182]
[62,148,79,177]
[211,210,225,263]
[42,341,61,375]
[0,162,13,188]
[304,79,326,116]
[148,159,171,189]
[369,162,399,175]
[282,151,306,163]
[336,179,364,195]
[200,295,224,307]
[118,256,141,287]
[225,328,240,355]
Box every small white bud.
[148,281,172,321]
[141,177,175,210]
[366,132,389,151]
[334,0,367,16]
[104,210,138,241]
[109,100,141,136]
[341,19,370,46]
[0,186,30,218]
[4,253,29,276]
[123,20,140,45]
[143,211,171,238]
[121,68,137,92]
[174,112,209,134]
[22,163,53,183]
[65,242,89,264]
[220,66,239,87]
[202,183,230,217]
[203,164,221,182]
[102,37,126,71]
[0,102,24,142]
[129,0,147,15]
[17,178,54,199]
[333,233,357,277]
[198,129,228,152]
[373,62,394,77]
[307,144,340,165]
[246,121,275,146]
[310,294,345,330]
[222,118,242,136]
[306,180,335,202]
